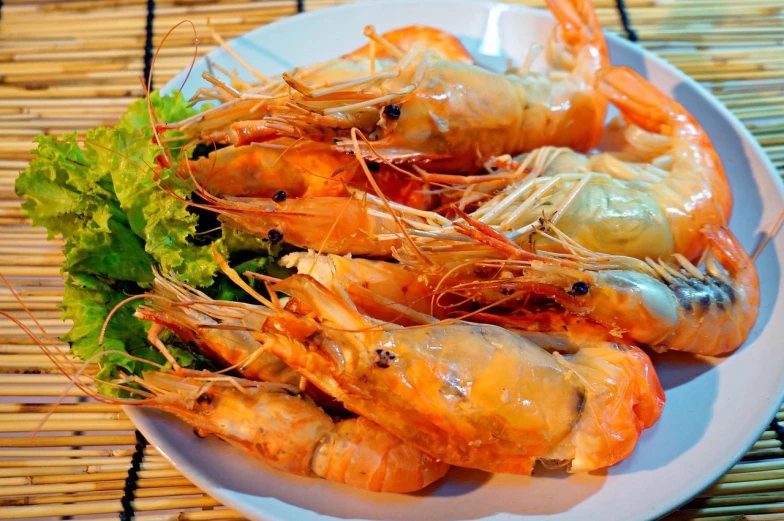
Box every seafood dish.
[13,0,773,497]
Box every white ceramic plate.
[126,1,784,520]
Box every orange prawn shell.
[343,25,475,64]
[597,66,733,261]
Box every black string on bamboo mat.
[119,431,149,521]
[615,0,638,42]
[769,418,784,443]
[143,0,157,91]
[297,0,305,14]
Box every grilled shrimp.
[443,220,759,356]
[592,66,732,260]
[163,26,474,143]
[420,67,732,261]
[180,140,357,199]
[181,139,434,209]
[195,0,609,173]
[110,372,449,493]
[200,192,407,257]
[144,270,663,474]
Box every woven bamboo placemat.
[1,0,783,519]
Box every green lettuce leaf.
[15,91,286,398]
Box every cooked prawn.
[442,218,759,356]
[152,268,663,474]
[180,139,435,209]
[164,26,476,145]
[191,0,609,173]
[112,371,450,493]
[202,192,407,257]
[592,66,732,260]
[417,65,732,262]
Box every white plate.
[126,1,784,520]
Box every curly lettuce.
[15,92,286,396]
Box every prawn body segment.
[597,66,732,260]
[281,252,452,322]
[343,25,475,64]
[140,373,449,493]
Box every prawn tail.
[559,344,664,473]
[597,66,701,136]
[702,224,761,313]
[662,224,760,356]
[701,225,755,284]
[623,345,666,429]
[547,0,609,65]
[314,416,450,493]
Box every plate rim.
[126,1,784,520]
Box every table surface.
[1,0,784,520]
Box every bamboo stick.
[671,501,784,519]
[0,386,88,397]
[0,459,171,478]
[0,476,191,497]
[0,426,144,445]
[717,468,784,484]
[0,410,125,420]
[0,355,76,366]
[0,485,204,506]
[730,459,784,474]
[29,468,182,485]
[704,477,784,496]
[0,85,144,99]
[0,404,122,415]
[690,491,784,508]
[743,449,784,460]
[0,455,168,469]
[89,510,246,521]
[0,344,68,354]
[0,447,132,458]
[687,514,784,521]
[0,418,136,432]
[752,440,783,451]
[0,494,220,518]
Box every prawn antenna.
[752,208,784,262]
[349,127,432,266]
[212,244,275,308]
[144,20,200,171]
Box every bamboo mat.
[1,0,784,519]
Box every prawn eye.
[272,190,287,202]
[366,162,380,173]
[374,348,397,368]
[196,392,213,405]
[268,229,284,244]
[384,105,401,119]
[569,282,590,296]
